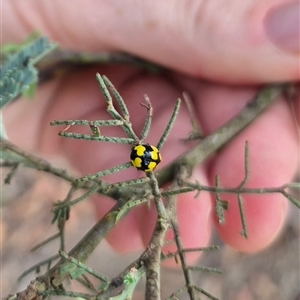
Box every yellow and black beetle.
[130,144,162,172]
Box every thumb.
[3,0,299,83]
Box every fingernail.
[264,2,299,54]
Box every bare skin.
[2,1,299,264]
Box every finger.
[3,0,299,83]
[193,83,299,252]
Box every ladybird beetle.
[130,144,162,172]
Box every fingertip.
[264,1,300,54]
[214,193,288,252]
[208,99,298,253]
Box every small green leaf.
[60,262,76,274]
[22,81,37,99]
[97,281,109,291]
[69,268,85,279]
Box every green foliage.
[52,201,71,224]
[0,36,56,109]
[60,263,85,279]
[112,267,145,300]
[0,31,41,59]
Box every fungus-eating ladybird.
[130,144,162,172]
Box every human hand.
[3,1,299,264]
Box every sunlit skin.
[2,1,299,266]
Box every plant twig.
[156,84,287,186]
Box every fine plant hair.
[1,36,299,300]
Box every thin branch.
[165,165,197,300]
[170,217,196,299]
[237,141,250,189]
[237,194,248,238]
[139,95,153,141]
[161,246,219,260]
[192,285,220,300]
[18,254,60,281]
[156,84,287,186]
[30,233,60,252]
[187,266,222,275]
[156,99,181,150]
[214,175,226,224]
[59,251,110,283]
[143,172,169,300]
[182,91,204,140]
